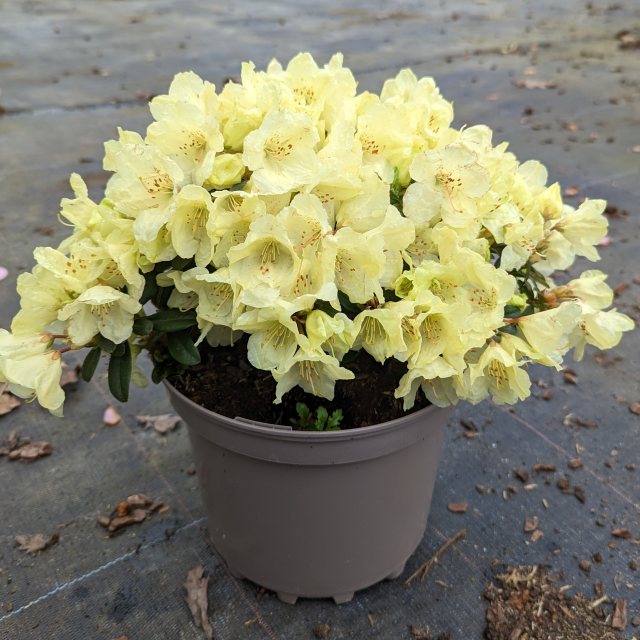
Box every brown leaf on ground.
[7,440,53,461]
[568,458,584,470]
[184,565,213,639]
[447,502,468,514]
[612,528,632,539]
[0,393,21,416]
[629,402,640,416]
[512,78,558,89]
[97,494,163,535]
[15,532,59,555]
[563,414,599,429]
[514,468,530,483]
[136,414,181,434]
[59,364,80,387]
[523,516,539,533]
[563,369,578,384]
[103,405,121,426]
[612,600,627,630]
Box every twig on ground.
[405,529,466,586]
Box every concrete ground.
[1,1,639,638]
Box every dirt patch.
[169,338,429,429]
[485,565,627,639]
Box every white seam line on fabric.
[0,516,207,624]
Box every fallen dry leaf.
[612,599,628,630]
[103,405,121,426]
[0,392,21,416]
[97,494,163,534]
[9,441,53,461]
[612,528,632,540]
[136,414,181,434]
[562,369,578,385]
[629,402,640,416]
[568,458,583,470]
[512,78,558,89]
[447,502,468,514]
[15,532,59,555]
[184,565,213,640]
[59,364,80,387]
[524,516,539,533]
[408,625,430,639]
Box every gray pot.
[165,382,451,604]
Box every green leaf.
[151,365,167,384]
[316,406,328,430]
[139,272,158,305]
[95,335,117,354]
[132,317,154,336]
[327,409,343,430]
[148,308,198,333]
[167,331,201,366]
[80,347,101,382]
[112,342,126,357]
[108,341,132,402]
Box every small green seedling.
[291,402,343,431]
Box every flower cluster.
[1,53,634,415]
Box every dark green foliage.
[80,347,101,382]
[147,308,198,333]
[167,331,201,366]
[107,340,132,402]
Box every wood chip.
[612,528,632,539]
[579,559,591,573]
[103,405,121,426]
[612,599,628,630]
[447,502,468,514]
[514,469,530,483]
[613,282,629,297]
[524,516,539,532]
[136,414,181,434]
[562,369,578,384]
[184,565,213,640]
[0,392,21,416]
[629,402,640,416]
[15,532,59,555]
[530,529,544,542]
[408,625,430,639]
[568,458,583,470]
[533,463,557,473]
[563,185,581,197]
[512,78,558,89]
[313,623,331,638]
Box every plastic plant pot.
[166,381,451,604]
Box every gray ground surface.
[1,1,639,638]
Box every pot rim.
[163,379,446,443]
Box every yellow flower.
[203,153,246,190]
[167,185,216,266]
[555,199,608,261]
[0,330,64,416]
[273,348,354,403]
[243,109,320,194]
[305,310,356,360]
[394,357,460,410]
[58,285,141,346]
[352,306,408,363]
[147,71,224,184]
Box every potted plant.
[0,52,633,604]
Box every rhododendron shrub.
[0,53,633,416]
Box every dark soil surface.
[485,565,627,639]
[169,338,429,429]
